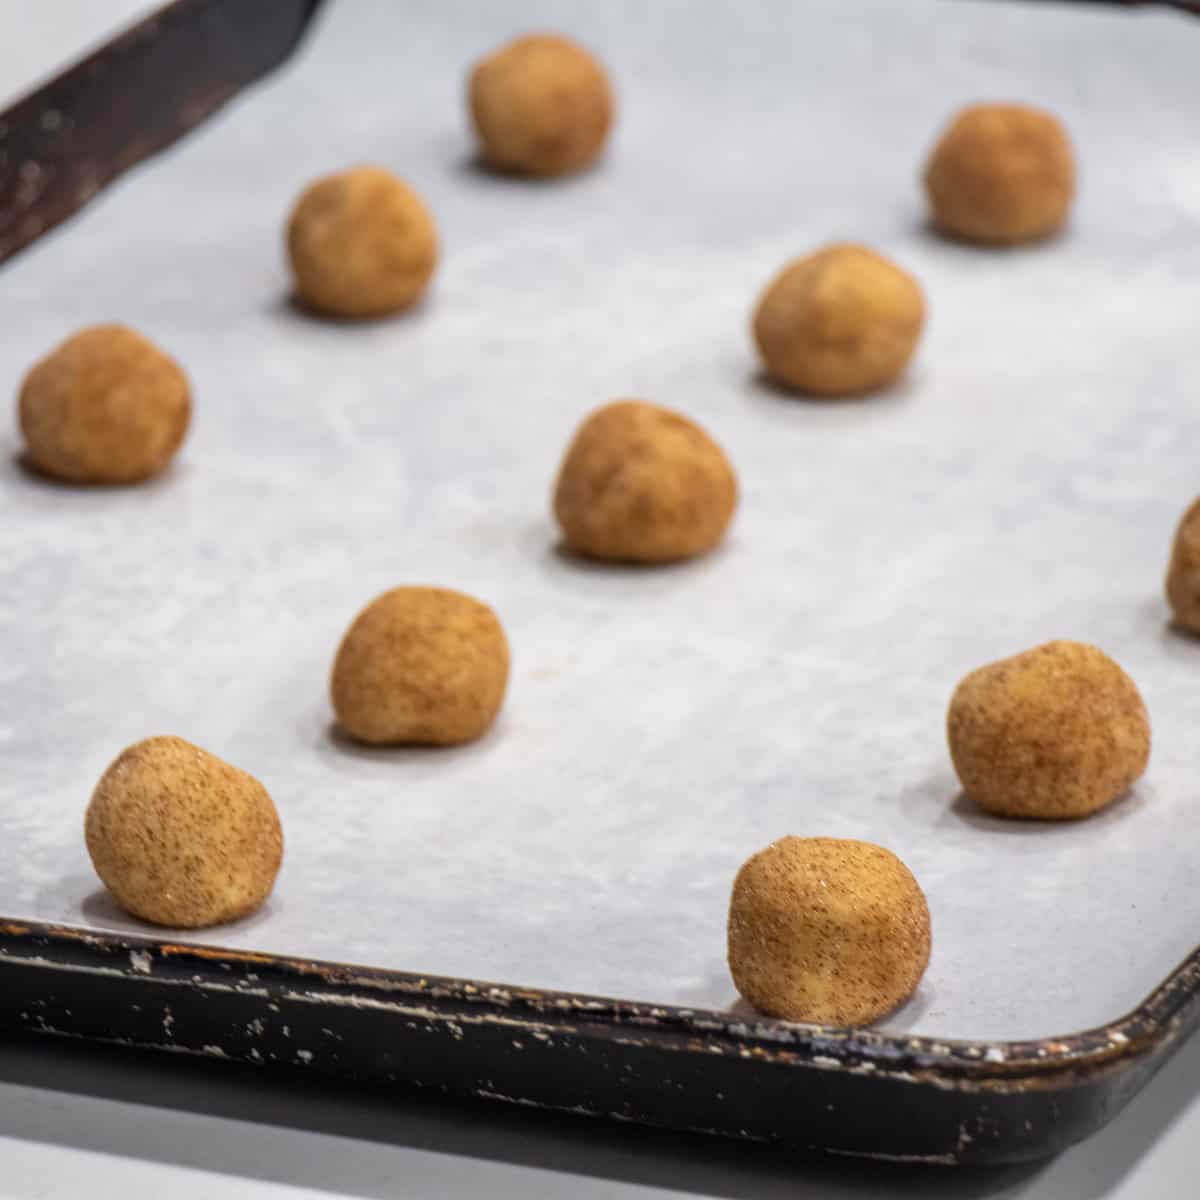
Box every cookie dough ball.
[331,586,510,745]
[752,244,925,397]
[85,736,283,928]
[469,34,614,177]
[18,324,190,484]
[923,103,1075,245]
[1166,498,1200,633]
[727,837,931,1027]
[553,400,738,563]
[287,166,438,318]
[948,640,1150,820]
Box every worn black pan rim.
[3,914,1197,1089]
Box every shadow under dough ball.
[727,836,932,1027]
[287,165,438,318]
[1165,497,1200,633]
[469,33,614,177]
[923,103,1075,245]
[553,400,738,563]
[19,324,190,484]
[330,586,510,746]
[947,640,1150,820]
[85,736,284,928]
[752,243,925,397]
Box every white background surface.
[3,1,1200,1196]
[4,0,1200,1045]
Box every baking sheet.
[3,0,1199,1044]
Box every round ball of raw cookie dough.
[727,836,932,1027]
[553,400,738,563]
[85,736,283,928]
[752,244,925,397]
[469,33,614,177]
[18,324,190,484]
[1166,498,1200,633]
[330,586,510,745]
[923,103,1075,245]
[287,166,438,318]
[947,640,1150,820]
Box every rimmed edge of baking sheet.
[2,916,1197,1163]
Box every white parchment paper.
[2,0,1199,1041]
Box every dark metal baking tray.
[3,0,1200,1166]
[4,920,1198,1165]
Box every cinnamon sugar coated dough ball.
[948,641,1150,820]
[331,587,510,745]
[924,103,1075,245]
[85,736,283,928]
[553,400,738,563]
[287,166,438,318]
[752,244,925,397]
[18,324,190,484]
[469,34,614,176]
[1166,498,1200,633]
[727,837,932,1027]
